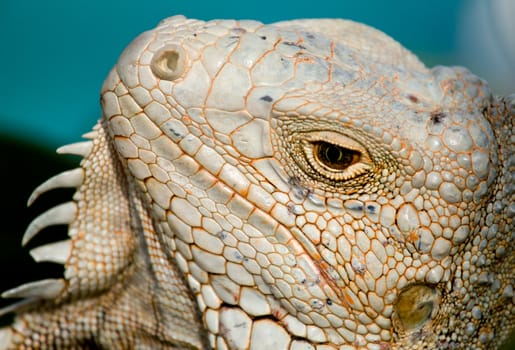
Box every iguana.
[0,15,513,349]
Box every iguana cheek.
[392,284,440,332]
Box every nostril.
[393,284,440,332]
[151,44,187,80]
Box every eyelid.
[301,131,367,153]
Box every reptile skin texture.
[0,16,513,349]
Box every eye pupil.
[314,142,359,170]
[324,144,343,162]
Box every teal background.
[1,0,513,148]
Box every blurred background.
[0,0,513,347]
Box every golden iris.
[313,141,360,170]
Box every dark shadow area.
[0,134,78,326]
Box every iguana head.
[98,16,514,349]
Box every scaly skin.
[0,15,513,349]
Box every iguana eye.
[313,141,360,170]
[300,131,372,181]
